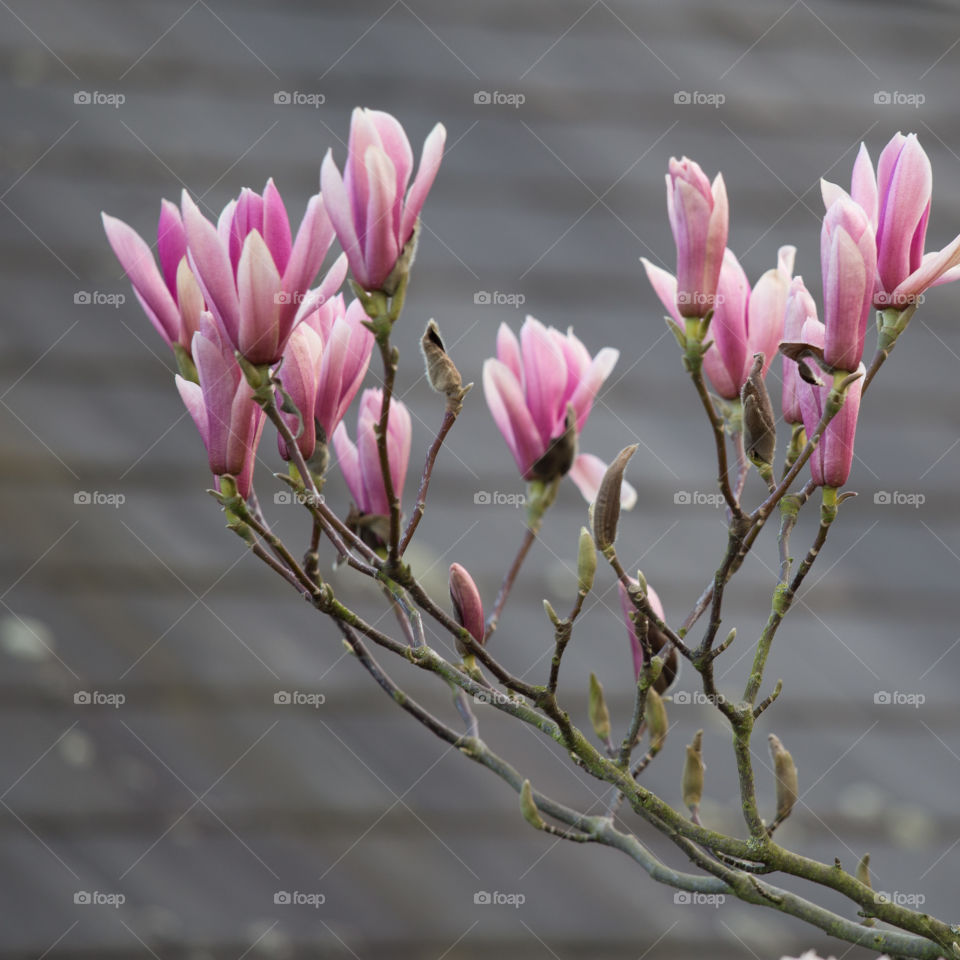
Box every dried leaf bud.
[421,319,464,399]
[741,353,776,469]
[449,563,485,657]
[768,733,798,825]
[646,688,668,756]
[577,526,597,594]
[530,404,578,481]
[588,672,612,743]
[520,779,546,829]
[682,729,704,812]
[593,444,638,552]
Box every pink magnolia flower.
[616,578,678,694]
[449,563,484,646]
[181,179,343,366]
[175,313,265,499]
[332,388,412,517]
[276,296,374,462]
[102,201,204,351]
[321,108,446,292]
[642,246,794,399]
[665,157,729,318]
[822,133,960,309]
[796,317,864,488]
[781,276,819,425]
[482,316,620,496]
[820,197,876,372]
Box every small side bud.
[520,779,546,829]
[421,319,465,401]
[588,672,612,743]
[577,526,597,594]
[857,852,875,927]
[646,688,668,756]
[543,599,562,627]
[741,353,776,471]
[682,729,704,813]
[768,733,799,826]
[593,444,639,553]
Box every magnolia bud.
[449,563,485,657]
[421,320,464,400]
[768,733,798,826]
[577,526,597,594]
[593,445,638,553]
[646,688,668,756]
[857,853,875,927]
[682,729,704,812]
[520,779,546,829]
[741,353,776,470]
[588,672,612,743]
[543,599,562,627]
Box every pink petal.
[320,150,364,287]
[368,109,414,228]
[850,143,878,229]
[569,453,637,509]
[236,230,283,364]
[640,257,683,325]
[567,347,618,433]
[520,316,568,443]
[362,146,400,290]
[182,190,241,348]
[282,193,334,327]
[332,421,365,509]
[496,322,523,381]
[483,358,544,477]
[157,199,186,297]
[175,375,209,451]
[261,178,293,275]
[102,212,180,345]
[400,122,446,245]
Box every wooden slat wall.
[2,1,960,956]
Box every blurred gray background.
[2,1,960,957]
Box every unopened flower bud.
[592,444,638,553]
[421,319,465,401]
[857,852,875,927]
[741,353,776,471]
[768,733,798,826]
[588,672,612,743]
[646,688,668,756]
[682,729,705,813]
[520,779,546,829]
[577,526,597,594]
[449,563,484,657]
